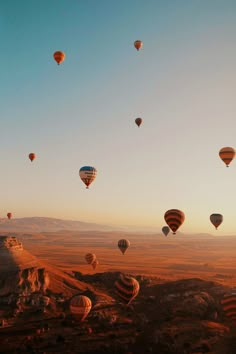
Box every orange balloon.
[219,147,235,167]
[28,153,36,162]
[53,51,65,65]
[7,213,12,219]
[134,40,143,51]
[70,295,92,322]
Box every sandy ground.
[16,231,236,286]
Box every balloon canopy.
[164,209,185,234]
[53,51,65,65]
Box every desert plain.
[19,230,236,286]
[1,225,236,354]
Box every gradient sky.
[1,0,236,234]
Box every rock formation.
[0,235,49,296]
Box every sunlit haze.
[1,0,236,234]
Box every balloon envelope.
[118,239,130,254]
[164,209,185,234]
[53,51,65,65]
[134,40,143,51]
[221,289,236,323]
[162,226,170,237]
[210,213,223,229]
[115,274,140,305]
[79,166,97,189]
[7,213,12,220]
[29,153,36,162]
[135,118,143,127]
[219,147,235,167]
[85,253,96,265]
[70,295,92,322]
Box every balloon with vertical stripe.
[118,239,130,255]
[219,147,235,167]
[164,209,185,235]
[210,213,223,230]
[221,290,236,323]
[79,166,97,189]
[70,295,92,322]
[115,274,140,305]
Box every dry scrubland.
[14,231,236,286]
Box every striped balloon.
[85,253,96,265]
[79,166,97,189]
[219,147,236,167]
[29,153,36,162]
[210,213,223,230]
[115,274,140,305]
[70,295,92,322]
[118,239,130,255]
[221,290,236,323]
[164,209,185,235]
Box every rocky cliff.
[0,236,49,296]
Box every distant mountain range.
[0,217,228,236]
[0,217,122,233]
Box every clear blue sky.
[1,0,236,234]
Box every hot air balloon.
[85,253,96,265]
[221,289,236,323]
[210,213,223,230]
[53,51,65,65]
[7,213,12,220]
[79,166,97,189]
[115,274,140,305]
[134,40,143,51]
[219,147,236,167]
[164,209,185,235]
[70,295,92,322]
[29,153,36,162]
[91,259,99,270]
[118,239,130,255]
[162,226,170,237]
[135,118,143,127]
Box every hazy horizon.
[1,215,236,236]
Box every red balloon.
[29,153,36,162]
